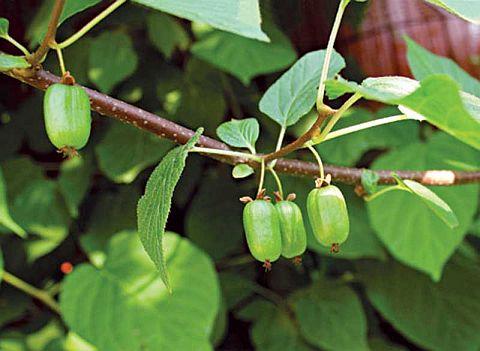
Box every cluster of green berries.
[242,182,350,270]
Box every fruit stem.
[2,271,61,314]
[307,145,325,182]
[257,160,266,198]
[269,167,284,200]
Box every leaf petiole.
[190,146,262,162]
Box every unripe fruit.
[243,200,282,266]
[43,83,91,151]
[307,185,349,251]
[275,201,307,259]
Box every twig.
[3,67,480,186]
[27,0,66,66]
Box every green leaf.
[191,22,296,85]
[259,50,346,127]
[248,301,315,351]
[185,174,245,259]
[0,168,25,237]
[358,256,480,350]
[367,133,479,280]
[96,123,172,184]
[292,280,369,351]
[392,175,459,229]
[58,155,93,218]
[61,231,220,351]
[12,180,71,261]
[0,54,29,71]
[147,12,189,58]
[326,75,480,150]
[424,0,480,24]
[216,118,259,152]
[405,37,480,97]
[137,129,202,291]
[132,0,269,41]
[232,164,254,179]
[88,32,138,93]
[0,18,9,37]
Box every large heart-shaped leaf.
[358,256,480,350]
[61,231,220,351]
[260,50,346,127]
[326,75,480,150]
[137,130,202,291]
[132,0,268,41]
[367,133,479,280]
[292,280,369,351]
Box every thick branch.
[3,67,480,186]
[27,0,66,65]
[262,107,335,163]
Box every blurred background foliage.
[0,0,479,350]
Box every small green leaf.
[88,32,138,93]
[216,118,259,152]
[232,164,254,179]
[361,169,380,195]
[0,18,9,37]
[0,168,25,237]
[405,36,480,97]
[392,175,459,229]
[0,54,29,71]
[96,123,172,184]
[132,0,269,41]
[259,50,346,127]
[424,0,480,24]
[147,12,189,58]
[326,75,480,150]
[191,22,297,85]
[137,129,203,291]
